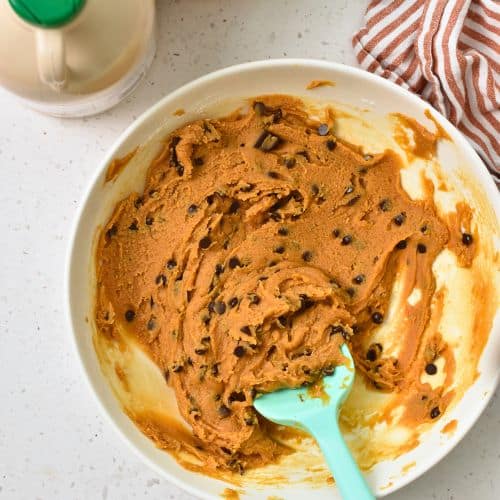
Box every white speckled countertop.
[0,1,498,499]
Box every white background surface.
[0,1,498,499]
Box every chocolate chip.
[229,200,240,214]
[371,312,384,324]
[172,363,184,373]
[128,221,138,231]
[329,325,345,337]
[125,309,135,322]
[147,318,156,330]
[249,294,261,305]
[228,256,241,269]
[417,243,427,254]
[275,316,287,328]
[193,157,204,166]
[188,204,198,214]
[189,407,201,419]
[215,263,224,275]
[134,197,144,209]
[283,156,296,168]
[274,245,285,254]
[199,236,212,249]
[332,228,340,238]
[366,348,377,362]
[393,213,406,226]
[260,134,280,152]
[272,109,283,123]
[346,287,355,297]
[341,234,353,245]
[462,233,473,246]
[253,101,267,115]
[218,405,231,418]
[229,459,245,475]
[229,297,239,308]
[194,346,208,355]
[430,407,440,419]
[379,199,391,212]
[166,259,177,269]
[240,183,254,193]
[229,391,246,403]
[240,325,251,335]
[145,216,154,226]
[396,239,407,249]
[176,164,184,176]
[302,250,313,262]
[211,363,219,376]
[347,195,361,206]
[278,226,289,236]
[155,274,167,286]
[299,294,315,310]
[234,345,246,357]
[214,301,226,314]
[267,171,280,179]
[244,413,257,426]
[207,195,214,205]
[323,366,335,376]
[425,363,437,375]
[318,123,329,136]
[254,131,268,149]
[106,224,118,239]
[353,274,365,284]
[326,139,337,151]
[420,225,428,233]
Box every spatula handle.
[305,412,375,500]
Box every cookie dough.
[95,95,472,473]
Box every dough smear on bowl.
[94,95,482,475]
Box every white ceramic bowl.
[67,59,500,499]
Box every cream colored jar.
[0,0,156,117]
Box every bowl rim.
[66,58,500,499]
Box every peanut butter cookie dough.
[95,95,476,474]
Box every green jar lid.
[9,0,85,27]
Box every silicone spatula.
[253,343,374,500]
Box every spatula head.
[253,343,354,428]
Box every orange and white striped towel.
[352,0,500,183]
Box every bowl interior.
[68,59,500,499]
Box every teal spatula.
[253,344,374,500]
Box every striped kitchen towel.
[352,0,500,183]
